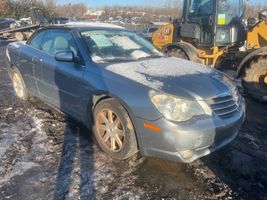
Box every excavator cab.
[152,0,247,65]
[179,0,246,47]
[152,0,267,102]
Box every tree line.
[0,0,86,19]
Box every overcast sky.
[57,0,264,7]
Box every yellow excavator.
[152,0,267,102]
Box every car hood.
[104,57,233,100]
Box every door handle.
[32,57,43,62]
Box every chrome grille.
[207,90,241,119]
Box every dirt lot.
[0,40,267,200]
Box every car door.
[37,29,87,120]
[18,30,46,95]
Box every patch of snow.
[131,50,150,59]
[105,57,213,90]
[31,116,44,133]
[30,116,55,155]
[92,55,106,63]
[10,41,26,48]
[110,36,141,50]
[90,34,113,47]
[3,107,12,111]
[0,125,20,157]
[0,161,40,184]
[32,133,48,154]
[5,48,10,61]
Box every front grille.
[207,90,241,119]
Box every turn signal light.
[144,123,161,132]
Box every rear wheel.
[243,57,267,102]
[12,68,28,101]
[93,99,138,160]
[167,48,189,60]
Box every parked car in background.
[0,8,48,41]
[19,17,32,26]
[140,25,160,41]
[0,18,19,30]
[50,17,71,24]
[5,24,245,163]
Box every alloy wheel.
[12,73,24,99]
[96,109,125,152]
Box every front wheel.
[93,99,138,160]
[243,57,267,102]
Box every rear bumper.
[135,98,245,163]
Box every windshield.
[189,0,214,16]
[217,0,243,25]
[81,30,163,63]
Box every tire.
[14,32,27,41]
[92,99,138,160]
[243,57,267,102]
[167,48,189,60]
[11,67,28,101]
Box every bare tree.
[245,4,267,19]
[55,3,87,19]
[0,0,7,13]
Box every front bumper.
[135,98,245,163]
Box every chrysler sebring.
[5,24,245,162]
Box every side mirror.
[55,51,74,62]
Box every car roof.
[44,22,125,31]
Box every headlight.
[216,28,230,43]
[149,91,205,122]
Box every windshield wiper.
[101,58,136,63]
[99,55,163,63]
[136,55,163,61]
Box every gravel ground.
[0,40,267,200]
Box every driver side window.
[29,30,46,50]
[40,29,79,57]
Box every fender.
[86,92,144,154]
[162,42,202,63]
[236,46,267,77]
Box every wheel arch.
[163,42,201,63]
[91,92,136,120]
[87,91,142,150]
[237,46,267,78]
